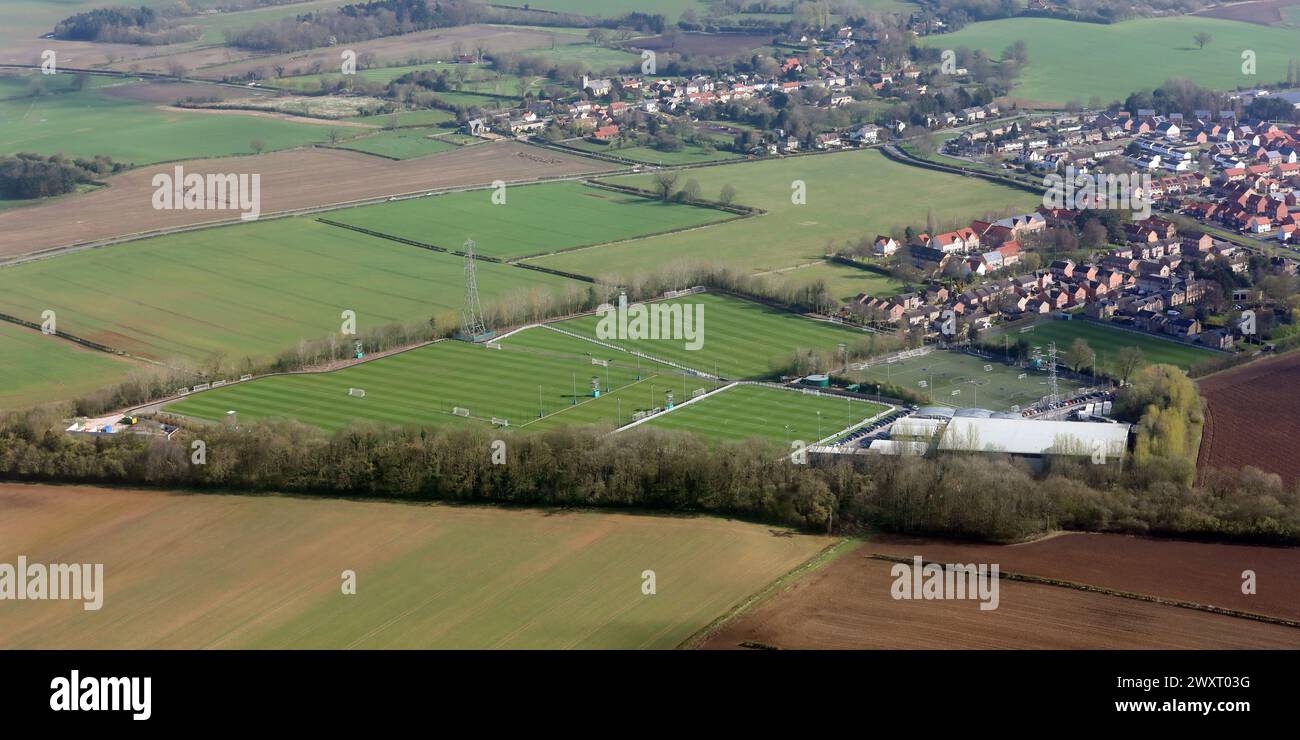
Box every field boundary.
[867,554,1300,630]
[680,537,859,649]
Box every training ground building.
[873,407,1130,470]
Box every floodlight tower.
[1044,341,1061,407]
[460,238,489,340]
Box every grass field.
[566,139,744,166]
[351,109,456,127]
[275,62,543,96]
[0,218,581,363]
[0,74,331,164]
[641,384,890,445]
[1006,318,1219,373]
[0,322,139,410]
[0,483,830,649]
[333,128,461,159]
[770,260,905,302]
[556,293,871,379]
[526,150,1037,279]
[925,17,1300,106]
[327,181,737,259]
[164,328,713,432]
[855,348,1085,411]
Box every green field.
[0,74,331,163]
[527,150,1037,279]
[0,322,139,410]
[557,293,870,379]
[773,260,905,302]
[351,109,456,127]
[0,484,829,649]
[567,139,744,166]
[165,327,712,432]
[642,383,890,445]
[855,348,1085,411]
[1005,318,1219,373]
[0,218,581,363]
[333,128,461,159]
[327,181,737,259]
[926,17,1300,106]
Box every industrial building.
[867,408,1131,469]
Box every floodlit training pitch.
[1004,319,1218,374]
[164,328,716,432]
[326,181,737,259]
[855,349,1084,411]
[639,384,890,445]
[0,483,830,649]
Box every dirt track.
[1197,351,1300,485]
[700,540,1300,649]
[0,142,617,260]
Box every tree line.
[0,153,124,200]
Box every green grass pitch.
[0,322,139,410]
[555,292,872,379]
[1006,319,1219,374]
[640,384,891,445]
[854,348,1086,411]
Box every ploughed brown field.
[624,33,773,57]
[700,540,1300,649]
[0,142,615,260]
[1197,351,1300,485]
[869,533,1300,621]
[1194,0,1300,25]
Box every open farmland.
[192,25,592,80]
[332,128,462,160]
[854,348,1083,410]
[1008,318,1219,374]
[924,17,1300,106]
[0,142,616,259]
[164,328,709,432]
[556,293,873,379]
[766,260,905,302]
[0,74,333,164]
[0,483,830,649]
[700,543,1300,649]
[1198,351,1300,485]
[867,533,1300,622]
[527,150,1038,279]
[565,139,744,166]
[327,181,736,259]
[0,219,581,363]
[0,323,140,410]
[640,384,890,445]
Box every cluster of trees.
[53,7,200,45]
[227,0,489,52]
[0,153,123,200]
[4,391,1297,544]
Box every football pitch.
[164,327,718,433]
[640,384,891,445]
[855,349,1084,411]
